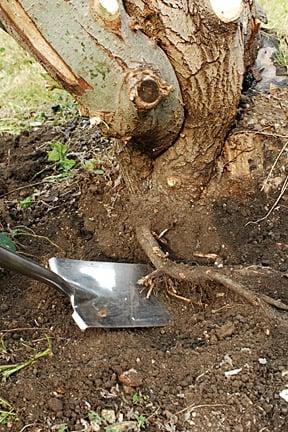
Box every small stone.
[258,358,267,365]
[281,406,288,415]
[47,397,63,413]
[224,368,242,377]
[123,385,133,395]
[279,389,288,402]
[119,369,143,388]
[106,421,138,431]
[101,409,116,424]
[167,176,181,188]
[223,354,234,367]
[240,348,251,354]
[216,322,236,339]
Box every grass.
[0,30,77,134]
[258,0,288,65]
[0,337,52,382]
[0,398,18,426]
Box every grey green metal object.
[0,0,184,155]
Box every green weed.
[87,410,102,426]
[0,398,18,426]
[132,392,142,404]
[105,427,117,432]
[2,225,62,252]
[0,338,52,382]
[274,41,288,66]
[135,414,148,430]
[82,159,105,175]
[48,142,76,174]
[132,392,150,405]
[0,30,76,134]
[19,195,34,209]
[56,424,69,432]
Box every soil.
[0,89,288,432]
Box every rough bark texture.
[122,0,257,201]
[0,1,258,204]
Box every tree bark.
[124,1,257,201]
[0,0,258,203]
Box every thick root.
[136,225,288,317]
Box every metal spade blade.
[0,245,170,330]
[49,258,170,329]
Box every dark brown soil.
[0,91,288,432]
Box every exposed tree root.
[136,225,288,317]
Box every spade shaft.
[0,245,73,296]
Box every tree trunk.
[0,0,258,198]
[123,1,257,201]
[0,0,262,246]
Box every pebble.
[225,368,242,377]
[216,322,236,339]
[101,409,116,424]
[123,385,134,395]
[119,369,143,388]
[281,406,288,415]
[47,397,63,413]
[279,389,288,402]
[106,421,138,431]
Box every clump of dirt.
[0,91,288,431]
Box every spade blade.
[49,258,170,329]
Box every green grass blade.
[0,338,52,382]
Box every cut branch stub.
[209,0,244,23]
[0,0,184,155]
[90,0,121,33]
[127,68,172,111]
[93,0,120,19]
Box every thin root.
[138,269,162,298]
[167,290,194,304]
